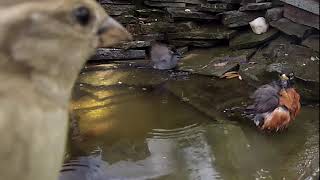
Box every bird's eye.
[73,6,91,26]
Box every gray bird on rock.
[150,43,181,70]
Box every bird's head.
[0,0,131,76]
[279,72,295,88]
[0,0,132,105]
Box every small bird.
[150,43,181,70]
[245,72,301,131]
[0,1,131,180]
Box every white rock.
[249,17,269,35]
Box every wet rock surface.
[240,35,319,102]
[166,8,219,20]
[94,0,319,103]
[167,25,237,40]
[270,18,315,39]
[229,28,279,49]
[177,46,256,77]
[199,3,236,13]
[91,48,146,60]
[302,34,320,53]
[265,7,283,22]
[239,2,273,11]
[222,10,265,28]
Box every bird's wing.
[248,83,280,114]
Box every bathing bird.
[245,72,301,131]
[150,43,181,70]
[0,1,131,180]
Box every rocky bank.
[92,0,319,102]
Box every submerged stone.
[164,74,252,121]
[222,10,265,28]
[177,46,256,77]
[229,28,279,49]
[76,64,169,88]
[90,48,146,60]
[270,18,314,39]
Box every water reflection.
[66,64,319,180]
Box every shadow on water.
[65,63,319,180]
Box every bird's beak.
[97,17,132,47]
[280,74,289,80]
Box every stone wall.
[94,0,318,60]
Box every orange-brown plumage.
[262,107,291,131]
[245,73,301,132]
[279,88,301,119]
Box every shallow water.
[66,63,319,180]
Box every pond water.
[65,62,319,180]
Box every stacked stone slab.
[93,0,319,60]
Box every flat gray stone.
[90,48,146,60]
[113,15,137,24]
[270,18,314,39]
[168,39,223,47]
[144,1,186,7]
[239,2,272,11]
[99,0,133,5]
[229,28,279,49]
[135,8,166,17]
[149,0,203,4]
[207,0,241,4]
[101,4,135,16]
[302,34,320,52]
[134,33,166,41]
[284,4,319,30]
[200,3,235,13]
[241,0,271,4]
[112,41,151,49]
[222,10,265,28]
[166,8,219,20]
[167,26,237,40]
[280,0,319,15]
[126,21,197,35]
[265,7,283,22]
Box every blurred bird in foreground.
[0,0,131,180]
[245,72,301,131]
[150,43,181,70]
